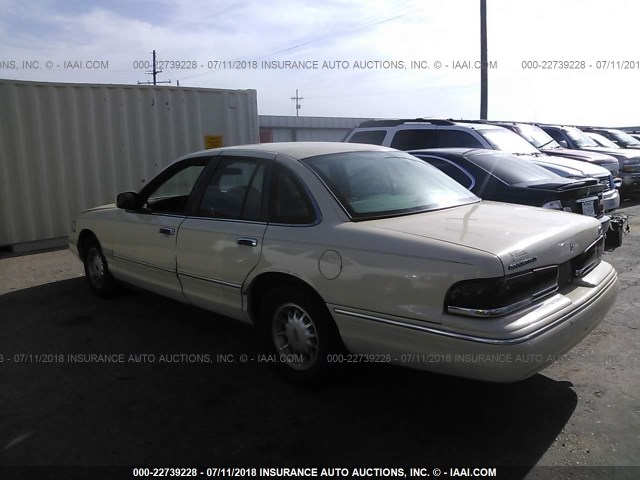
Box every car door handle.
[237,237,258,247]
[159,227,176,235]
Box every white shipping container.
[0,79,259,248]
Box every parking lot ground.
[1,199,639,479]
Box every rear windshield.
[467,151,563,184]
[302,151,479,220]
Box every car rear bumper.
[330,261,617,382]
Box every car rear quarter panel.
[257,221,503,325]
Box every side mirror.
[117,191,140,210]
[559,140,568,148]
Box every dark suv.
[409,148,605,221]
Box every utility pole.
[138,50,172,85]
[291,89,303,117]
[480,0,488,119]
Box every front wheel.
[259,287,337,385]
[83,242,118,298]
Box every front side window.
[303,151,478,220]
[197,158,265,221]
[145,163,206,214]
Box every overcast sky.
[1,0,639,126]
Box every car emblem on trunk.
[508,257,538,270]
[508,249,537,270]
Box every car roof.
[537,124,584,131]
[355,118,499,130]
[184,141,395,161]
[576,126,621,131]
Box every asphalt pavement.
[1,198,639,479]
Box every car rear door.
[176,151,273,321]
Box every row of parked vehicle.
[345,119,639,245]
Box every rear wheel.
[83,242,118,298]
[259,287,337,385]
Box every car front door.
[111,157,213,302]
[176,151,271,320]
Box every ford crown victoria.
[69,143,618,384]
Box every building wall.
[259,115,370,143]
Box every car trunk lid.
[367,201,603,274]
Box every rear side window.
[420,157,475,189]
[197,158,265,221]
[544,128,565,144]
[269,166,316,224]
[390,129,438,150]
[348,130,387,145]
[437,130,484,148]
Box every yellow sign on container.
[204,135,223,149]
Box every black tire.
[83,241,118,298]
[259,286,337,386]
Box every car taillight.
[573,235,604,277]
[446,266,559,318]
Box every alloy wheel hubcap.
[272,303,318,371]
[87,249,105,287]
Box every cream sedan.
[69,143,618,384]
